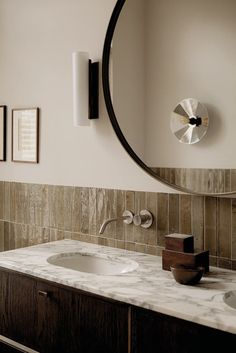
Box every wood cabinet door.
[37,281,80,353]
[37,281,129,353]
[0,269,8,336]
[0,270,38,350]
[76,293,129,353]
[0,269,129,353]
[131,306,236,353]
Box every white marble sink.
[47,252,139,275]
[223,290,236,310]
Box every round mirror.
[102,0,236,195]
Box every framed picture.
[12,108,39,163]
[0,105,7,161]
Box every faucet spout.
[99,210,133,234]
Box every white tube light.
[72,51,90,127]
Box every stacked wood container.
[162,234,209,272]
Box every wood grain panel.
[88,188,97,236]
[0,182,4,220]
[80,187,89,234]
[191,196,204,250]
[72,187,81,233]
[156,194,169,247]
[37,281,79,353]
[29,184,50,227]
[131,306,236,353]
[2,271,38,350]
[145,192,157,246]
[63,186,74,232]
[179,195,191,235]
[231,199,236,260]
[204,197,217,256]
[218,198,231,259]
[0,221,4,251]
[78,293,128,353]
[49,186,64,230]
[3,182,10,222]
[168,194,179,234]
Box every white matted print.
[0,106,6,161]
[12,108,39,163]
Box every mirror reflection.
[110,0,236,194]
[170,98,209,145]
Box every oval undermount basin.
[223,290,236,310]
[47,252,139,275]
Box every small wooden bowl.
[170,264,204,285]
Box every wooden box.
[162,249,209,272]
[165,234,194,253]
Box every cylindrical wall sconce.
[72,52,99,127]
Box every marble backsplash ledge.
[0,181,236,270]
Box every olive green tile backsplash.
[0,181,236,270]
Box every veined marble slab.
[0,239,236,334]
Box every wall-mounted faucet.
[99,210,133,234]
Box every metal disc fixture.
[170,98,209,144]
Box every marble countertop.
[0,239,236,334]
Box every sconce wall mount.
[72,52,99,127]
[89,59,99,120]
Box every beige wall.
[145,0,236,169]
[0,0,172,193]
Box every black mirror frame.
[102,0,233,196]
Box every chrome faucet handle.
[122,210,133,224]
[133,210,153,229]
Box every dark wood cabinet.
[131,306,236,353]
[76,293,128,353]
[36,281,79,353]
[1,268,236,353]
[36,281,128,353]
[0,270,8,336]
[0,268,129,353]
[0,271,37,349]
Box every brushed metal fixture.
[38,290,49,298]
[99,210,133,234]
[133,210,153,229]
[170,98,209,144]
